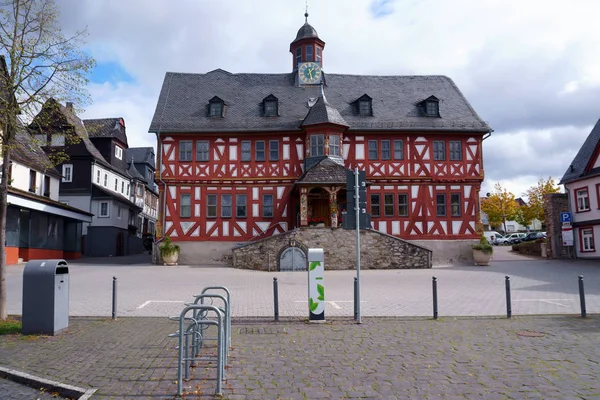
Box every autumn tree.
[524,177,560,226]
[514,203,537,229]
[0,0,94,320]
[481,183,519,233]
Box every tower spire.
[305,0,308,23]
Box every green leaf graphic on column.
[309,297,319,312]
[309,261,320,271]
[317,284,325,301]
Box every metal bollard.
[273,277,279,321]
[354,277,358,321]
[505,276,511,319]
[432,276,438,320]
[579,275,587,318]
[112,277,117,320]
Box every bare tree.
[0,0,94,320]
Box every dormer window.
[355,94,373,116]
[421,96,440,117]
[208,96,224,117]
[263,95,279,117]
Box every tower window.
[310,134,324,156]
[296,47,302,66]
[329,135,340,156]
[306,45,313,62]
[316,47,322,63]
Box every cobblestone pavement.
[1,316,600,399]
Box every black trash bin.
[22,259,69,335]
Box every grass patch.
[0,318,22,335]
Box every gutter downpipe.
[153,130,166,265]
[482,128,493,141]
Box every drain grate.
[516,331,545,338]
[238,327,288,335]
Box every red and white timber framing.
[156,132,484,242]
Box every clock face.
[298,62,322,84]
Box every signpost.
[307,248,325,322]
[561,212,573,247]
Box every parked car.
[483,231,503,244]
[518,232,547,243]
[497,233,526,245]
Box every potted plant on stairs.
[159,236,180,266]
[472,235,493,266]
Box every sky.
[55,0,600,200]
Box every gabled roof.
[30,99,112,169]
[149,70,491,134]
[126,147,155,169]
[296,157,349,185]
[302,95,349,127]
[83,118,128,146]
[560,120,600,185]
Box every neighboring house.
[126,147,159,237]
[29,99,144,257]
[559,119,600,258]
[148,16,491,260]
[1,129,93,264]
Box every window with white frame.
[96,170,100,183]
[207,194,217,218]
[221,194,232,217]
[104,174,108,186]
[329,135,340,156]
[115,146,123,160]
[180,194,191,218]
[114,178,118,191]
[117,205,122,219]
[62,164,73,182]
[576,188,590,212]
[310,135,324,157]
[121,182,125,194]
[263,194,274,217]
[99,201,110,217]
[241,141,251,162]
[582,228,595,252]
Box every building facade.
[560,119,600,258]
[30,99,156,257]
[149,18,491,261]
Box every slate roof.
[127,159,147,182]
[149,70,491,134]
[296,157,349,185]
[30,99,112,169]
[126,147,156,169]
[92,183,141,209]
[83,118,128,146]
[302,95,348,127]
[560,120,600,185]
[292,22,320,44]
[11,128,62,178]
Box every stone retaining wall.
[232,227,433,271]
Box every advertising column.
[308,248,325,322]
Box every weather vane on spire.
[305,0,309,22]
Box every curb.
[0,366,97,399]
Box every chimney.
[66,102,74,112]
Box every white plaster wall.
[574,225,600,259]
[90,199,129,229]
[6,161,60,199]
[92,164,130,200]
[566,177,600,224]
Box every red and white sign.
[562,225,574,246]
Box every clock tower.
[290,13,325,72]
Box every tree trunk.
[0,145,11,321]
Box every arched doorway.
[279,246,307,271]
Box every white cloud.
[55,0,600,196]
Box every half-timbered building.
[149,16,491,264]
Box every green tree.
[481,183,519,233]
[0,0,94,320]
[524,177,560,225]
[514,203,537,229]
